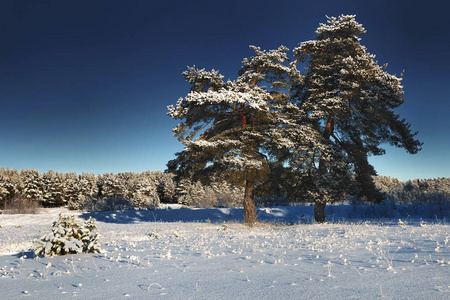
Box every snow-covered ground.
[0,205,448,299]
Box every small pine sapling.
[83,217,101,254]
[33,213,101,257]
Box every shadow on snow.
[78,203,448,225]
[78,206,315,225]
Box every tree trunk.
[244,179,257,226]
[313,114,334,223]
[314,200,326,223]
[315,156,328,223]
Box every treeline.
[374,176,450,205]
[1,168,448,212]
[0,169,174,210]
[0,168,244,211]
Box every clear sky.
[0,0,448,181]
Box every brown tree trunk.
[313,114,334,223]
[324,115,334,139]
[315,156,328,223]
[314,200,326,223]
[243,179,257,226]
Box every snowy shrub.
[33,214,100,257]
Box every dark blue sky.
[0,0,448,181]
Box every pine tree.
[75,173,99,209]
[168,46,295,225]
[293,15,422,222]
[178,181,206,207]
[63,172,80,209]
[0,168,22,209]
[42,170,65,207]
[33,214,100,257]
[132,172,160,209]
[116,172,137,201]
[20,169,44,204]
[154,171,176,203]
[100,173,126,200]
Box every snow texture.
[0,206,448,299]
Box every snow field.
[0,208,449,299]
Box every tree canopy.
[292,15,422,221]
[168,45,305,225]
[167,15,422,224]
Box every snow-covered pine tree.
[20,169,44,204]
[131,172,160,209]
[168,45,294,225]
[0,171,10,209]
[33,214,100,257]
[293,15,422,222]
[63,172,80,209]
[42,170,65,207]
[74,173,99,210]
[0,168,22,209]
[154,171,176,203]
[177,181,206,207]
[174,178,191,205]
[100,173,126,200]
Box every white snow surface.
[0,205,448,299]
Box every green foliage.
[167,15,422,224]
[167,46,295,184]
[167,45,300,224]
[291,15,422,205]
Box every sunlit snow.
[0,206,448,299]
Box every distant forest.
[0,168,448,212]
[373,176,450,205]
